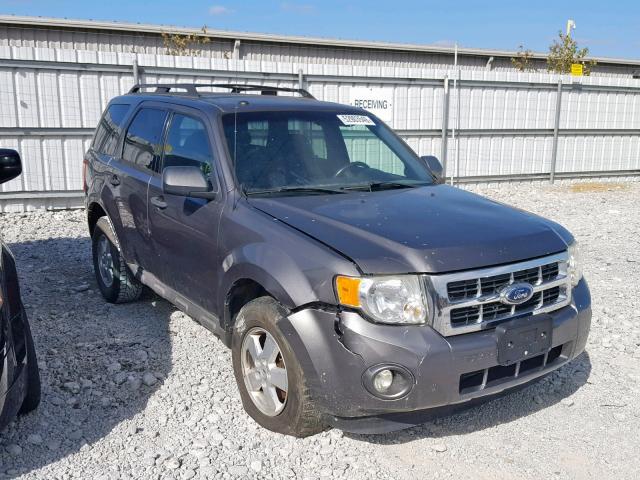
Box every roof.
[202,94,356,114]
[1,14,639,67]
[122,91,360,114]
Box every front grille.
[458,344,566,394]
[450,288,561,327]
[430,252,572,336]
[447,262,560,301]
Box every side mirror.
[162,166,216,200]
[421,155,444,183]
[0,149,22,185]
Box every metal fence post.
[441,77,450,175]
[298,68,304,90]
[132,59,140,85]
[550,79,563,184]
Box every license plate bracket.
[495,315,553,366]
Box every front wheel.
[231,297,325,437]
[91,217,143,304]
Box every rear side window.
[92,104,130,155]
[122,108,168,173]
[163,114,214,178]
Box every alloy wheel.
[240,327,288,416]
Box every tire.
[18,313,41,414]
[231,297,326,437]
[92,217,143,304]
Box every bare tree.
[511,45,536,72]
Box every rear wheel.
[92,217,142,303]
[231,297,325,437]
[19,313,40,414]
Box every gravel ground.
[0,182,639,480]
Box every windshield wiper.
[341,181,424,192]
[246,186,346,196]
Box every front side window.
[92,104,130,155]
[163,113,214,178]
[222,110,433,193]
[122,108,168,173]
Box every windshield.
[222,110,434,194]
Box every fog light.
[373,369,394,392]
[363,364,414,399]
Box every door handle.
[150,195,168,209]
[109,174,120,186]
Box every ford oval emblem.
[500,283,534,305]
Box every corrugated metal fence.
[0,45,639,210]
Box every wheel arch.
[222,270,296,342]
[87,201,107,237]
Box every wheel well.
[87,202,107,237]
[226,279,269,329]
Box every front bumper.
[279,278,591,433]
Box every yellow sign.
[571,63,584,76]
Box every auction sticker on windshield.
[337,114,376,126]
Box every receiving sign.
[349,87,394,123]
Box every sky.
[1,0,639,59]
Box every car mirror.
[162,166,216,200]
[0,149,22,185]
[420,155,444,183]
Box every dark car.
[0,149,41,430]
[84,84,591,436]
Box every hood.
[248,185,572,274]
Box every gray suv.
[84,84,591,436]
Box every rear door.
[87,102,131,214]
[108,104,169,274]
[147,107,223,311]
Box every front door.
[147,108,223,312]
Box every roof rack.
[128,83,315,99]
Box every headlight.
[568,242,583,287]
[335,275,428,324]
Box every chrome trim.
[425,251,571,337]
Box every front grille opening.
[542,286,561,305]
[547,344,563,364]
[519,353,546,374]
[458,342,569,394]
[486,363,517,383]
[541,263,559,281]
[513,267,539,284]
[482,302,512,320]
[448,279,478,300]
[459,370,484,391]
[480,273,510,295]
[515,292,542,312]
[450,305,481,326]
